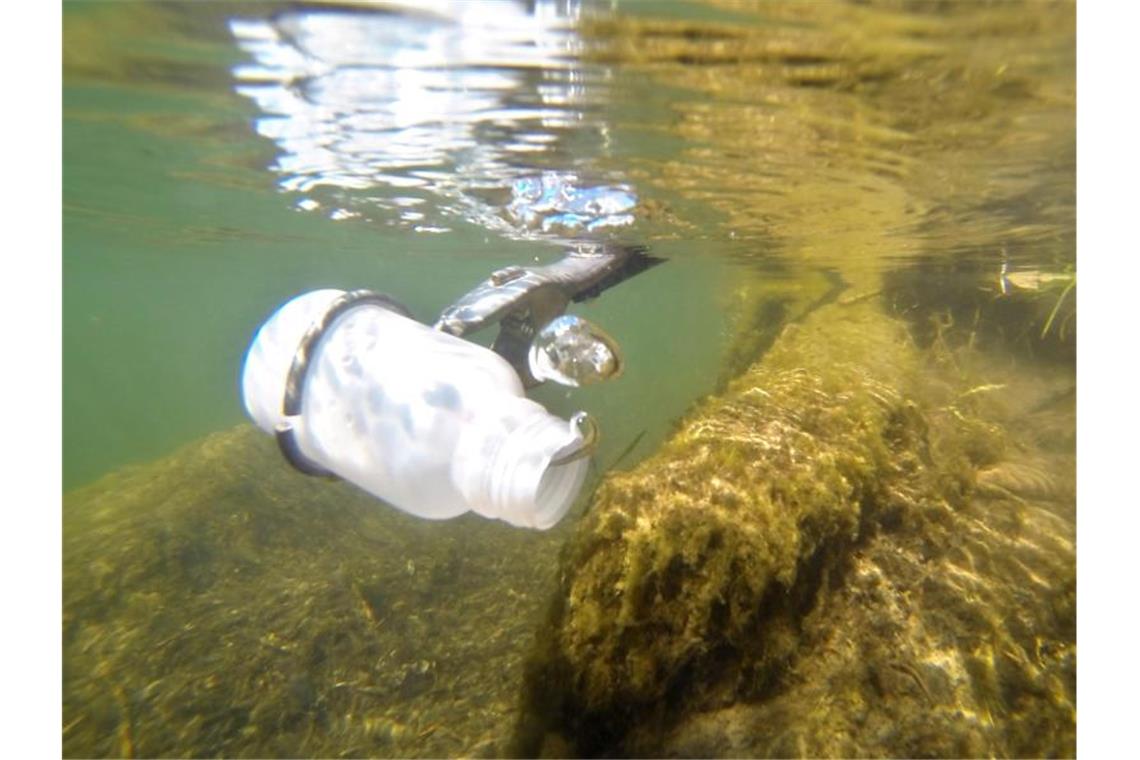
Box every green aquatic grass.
[1041,273,1076,340]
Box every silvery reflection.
[229,0,636,239]
[529,314,623,387]
[511,173,636,233]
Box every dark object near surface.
[436,243,663,386]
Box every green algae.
[63,427,571,758]
[511,293,1074,757]
[503,6,1075,752]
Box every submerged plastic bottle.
[241,289,591,529]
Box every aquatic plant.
[1039,271,1076,340]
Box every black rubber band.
[275,289,412,477]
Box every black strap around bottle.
[274,289,412,477]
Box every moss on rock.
[511,297,1075,757]
[63,426,569,758]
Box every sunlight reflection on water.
[230,0,635,240]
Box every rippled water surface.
[63,0,1074,756]
[64,0,1073,489]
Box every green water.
[63,1,737,490]
[64,1,1074,491]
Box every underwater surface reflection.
[63,1,1075,757]
[229,0,637,240]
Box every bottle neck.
[454,399,590,530]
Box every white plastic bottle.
[241,289,591,529]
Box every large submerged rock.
[511,297,1075,758]
[63,427,569,758]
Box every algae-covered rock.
[511,298,1075,757]
[656,491,1075,758]
[63,426,567,758]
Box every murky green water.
[63,1,736,491]
[63,1,1075,757]
[63,0,1074,492]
